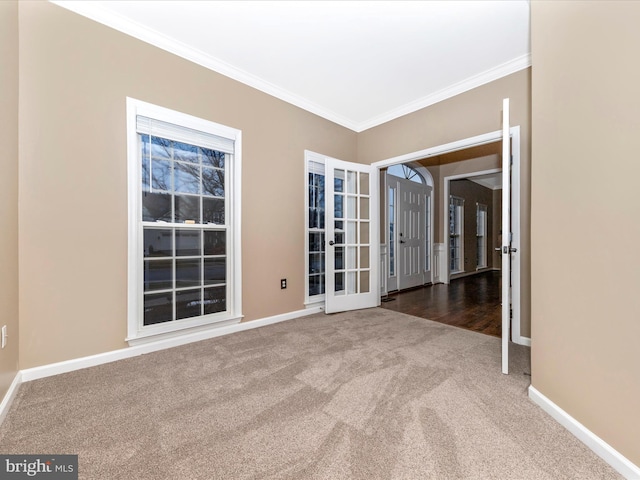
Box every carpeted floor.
[0,308,621,479]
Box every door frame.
[371,126,525,346]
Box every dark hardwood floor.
[381,270,502,337]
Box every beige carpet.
[0,308,621,479]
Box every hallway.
[381,270,502,337]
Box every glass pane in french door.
[333,167,371,296]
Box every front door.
[398,180,428,290]
[325,158,379,313]
[386,173,432,292]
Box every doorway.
[373,126,523,346]
[385,164,433,293]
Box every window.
[425,195,431,272]
[387,164,423,183]
[476,203,488,269]
[127,98,241,342]
[449,196,464,273]
[307,159,326,299]
[388,186,396,277]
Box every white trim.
[380,243,388,296]
[126,97,242,343]
[21,307,322,383]
[372,130,510,170]
[0,372,22,425]
[517,336,531,347]
[528,386,640,479]
[50,1,530,133]
[433,243,446,284]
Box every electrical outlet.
[1,325,6,349]
[281,279,287,289]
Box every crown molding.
[355,54,531,132]
[51,1,530,134]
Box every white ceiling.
[53,1,531,132]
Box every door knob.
[400,240,406,244]
[329,240,335,246]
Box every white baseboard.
[0,372,22,425]
[514,335,531,347]
[20,306,323,383]
[528,386,640,479]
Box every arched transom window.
[387,164,424,184]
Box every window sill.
[126,315,243,347]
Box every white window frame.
[304,151,327,307]
[449,195,464,274]
[388,184,397,278]
[425,194,431,272]
[476,203,488,269]
[126,98,242,344]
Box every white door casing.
[325,158,379,313]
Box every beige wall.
[449,179,495,276]
[18,2,357,369]
[531,1,640,466]
[0,1,20,399]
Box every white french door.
[325,158,379,313]
[501,98,512,375]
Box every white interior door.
[326,158,379,313]
[399,180,426,290]
[501,98,511,375]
